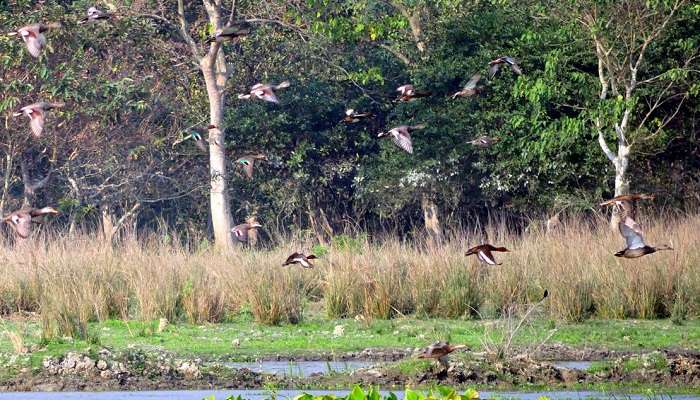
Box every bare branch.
[596,119,617,163]
[177,0,201,59]
[378,43,412,66]
[226,0,237,27]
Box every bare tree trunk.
[101,202,115,243]
[421,195,442,247]
[614,144,631,196]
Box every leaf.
[349,385,366,400]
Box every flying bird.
[416,341,467,368]
[238,81,290,104]
[395,84,431,102]
[8,22,61,58]
[602,195,672,259]
[488,56,522,79]
[173,125,217,152]
[231,221,262,243]
[78,7,112,24]
[2,207,59,239]
[468,136,500,148]
[377,124,425,154]
[13,102,65,137]
[465,244,509,265]
[236,154,267,179]
[451,73,483,98]
[342,109,374,124]
[205,21,253,44]
[282,252,318,268]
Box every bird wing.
[617,199,637,221]
[477,249,499,265]
[274,81,290,90]
[510,62,523,75]
[488,63,500,79]
[29,111,45,137]
[618,217,646,249]
[232,224,249,242]
[23,34,44,58]
[464,73,481,90]
[194,137,208,152]
[391,131,413,154]
[7,214,32,238]
[259,88,279,103]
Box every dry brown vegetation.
[0,214,698,340]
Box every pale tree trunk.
[421,195,442,247]
[176,0,234,249]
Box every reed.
[0,213,698,336]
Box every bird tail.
[493,246,509,252]
[275,81,291,89]
[414,91,431,97]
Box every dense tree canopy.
[1,0,698,243]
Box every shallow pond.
[1,389,697,400]
[222,360,374,376]
[550,361,594,370]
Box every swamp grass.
[0,213,698,341]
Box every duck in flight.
[416,341,467,368]
[13,102,65,137]
[238,81,290,104]
[2,207,59,239]
[468,136,500,148]
[601,194,672,258]
[377,125,425,154]
[488,56,522,79]
[8,22,61,58]
[282,252,318,268]
[395,84,431,102]
[342,109,373,124]
[205,20,253,44]
[173,125,217,152]
[465,244,509,265]
[79,7,112,24]
[236,154,267,179]
[451,73,483,99]
[231,221,262,243]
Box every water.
[223,360,374,376]
[551,361,594,370]
[0,389,697,400]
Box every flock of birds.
[3,7,675,267]
[3,5,677,369]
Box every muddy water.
[1,390,698,400]
[223,360,374,376]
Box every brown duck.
[8,22,61,58]
[605,196,672,259]
[488,56,522,79]
[173,125,217,152]
[282,252,318,268]
[236,154,267,179]
[2,207,59,239]
[231,221,262,243]
[417,341,467,367]
[396,84,431,102]
[377,124,425,154]
[342,109,374,123]
[205,21,253,44]
[465,244,509,265]
[13,102,65,137]
[468,136,500,148]
[238,81,290,104]
[451,73,483,98]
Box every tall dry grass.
[0,213,698,338]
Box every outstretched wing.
[391,131,413,154]
[6,214,32,238]
[618,217,646,249]
[23,34,44,58]
[231,224,249,242]
[29,111,45,137]
[477,249,499,265]
[463,73,481,90]
[510,62,523,75]
[237,158,254,179]
[488,63,500,79]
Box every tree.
[567,0,697,198]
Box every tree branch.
[596,119,616,163]
[177,0,201,59]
